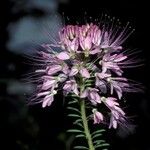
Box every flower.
[29,22,142,129]
[100,31,123,50]
[37,90,57,108]
[100,53,127,76]
[92,109,104,124]
[63,80,79,95]
[81,88,101,105]
[69,63,90,78]
[41,76,58,90]
[102,97,126,129]
[107,77,129,99]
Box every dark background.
[0,0,150,150]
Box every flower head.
[30,21,142,129]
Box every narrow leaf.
[92,133,102,139]
[67,107,81,114]
[93,140,105,144]
[75,134,85,138]
[67,129,83,133]
[68,114,81,118]
[68,100,78,104]
[92,129,105,136]
[74,146,88,149]
[95,143,110,149]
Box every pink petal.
[80,68,90,78]
[56,52,70,60]
[69,67,78,76]
[90,48,101,54]
[84,36,92,50]
[42,80,56,90]
[42,95,54,108]
[47,65,62,75]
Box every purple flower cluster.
[33,24,141,129]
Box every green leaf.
[68,100,78,104]
[85,79,93,83]
[70,94,79,98]
[74,146,88,149]
[74,122,83,128]
[67,129,83,133]
[75,134,85,138]
[92,133,102,139]
[92,129,105,136]
[93,140,105,145]
[85,83,93,87]
[94,143,110,149]
[74,118,82,124]
[68,114,81,118]
[67,107,81,114]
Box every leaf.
[67,129,83,133]
[92,133,102,139]
[74,122,83,128]
[74,146,88,149]
[93,140,105,145]
[85,79,93,83]
[85,83,93,87]
[68,114,81,118]
[74,118,82,124]
[70,93,79,98]
[92,129,105,136]
[68,100,78,104]
[75,134,85,138]
[67,107,81,114]
[94,143,110,149]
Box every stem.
[80,99,95,150]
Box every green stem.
[80,99,95,150]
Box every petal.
[90,48,101,54]
[42,95,54,108]
[47,65,62,75]
[69,38,79,51]
[42,80,56,90]
[63,83,71,91]
[80,68,90,78]
[56,52,70,60]
[84,36,92,50]
[69,67,78,76]
[37,91,50,97]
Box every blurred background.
[0,0,150,150]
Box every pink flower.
[30,23,142,130]
[90,25,102,46]
[79,24,92,50]
[63,80,79,95]
[81,88,101,105]
[107,77,129,99]
[42,90,57,108]
[46,65,62,75]
[59,25,79,51]
[92,109,104,124]
[95,72,111,93]
[109,109,126,129]
[101,31,122,50]
[101,53,127,76]
[102,97,126,129]
[69,64,90,78]
[58,25,79,59]
[41,76,57,90]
